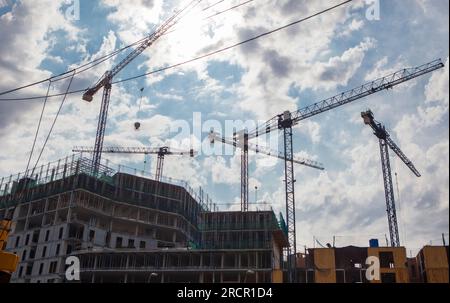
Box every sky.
[0,0,448,255]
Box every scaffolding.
[75,250,274,283]
[0,154,214,216]
[2,154,289,284]
[199,211,288,251]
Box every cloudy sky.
[0,0,448,254]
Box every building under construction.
[295,244,449,283]
[408,246,449,283]
[0,154,287,283]
[0,155,448,284]
[296,246,410,283]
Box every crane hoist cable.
[31,72,76,174]
[0,79,52,242]
[25,80,52,175]
[138,87,145,113]
[205,0,254,19]
[0,72,75,245]
[395,171,407,248]
[166,0,255,35]
[134,87,145,130]
[143,153,150,174]
[202,0,225,11]
[1,71,76,223]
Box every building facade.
[409,246,449,283]
[0,155,288,283]
[296,246,409,283]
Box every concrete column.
[69,190,75,208]
[25,201,32,230]
[139,180,144,201]
[44,198,49,212]
[53,196,60,225]
[67,204,72,224]
[109,214,114,231]
[40,208,45,227]
[56,194,61,210]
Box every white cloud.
[425,57,449,105]
[202,154,241,185]
[338,18,364,38]
[306,37,377,91]
[100,0,167,44]
[296,120,322,144]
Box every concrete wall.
[368,247,409,283]
[313,248,336,283]
[422,246,449,283]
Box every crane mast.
[279,112,296,283]
[245,59,444,282]
[209,130,324,212]
[241,132,249,212]
[361,109,421,247]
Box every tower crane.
[81,1,201,175]
[209,130,324,212]
[73,146,196,182]
[227,59,444,282]
[361,109,420,247]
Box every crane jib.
[248,59,444,139]
[292,59,445,125]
